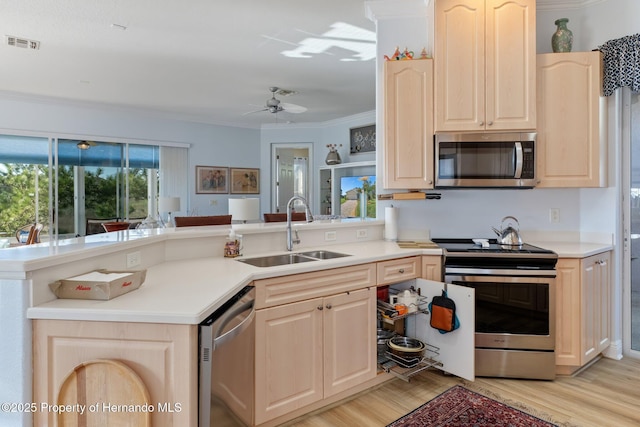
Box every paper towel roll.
[385,206,398,241]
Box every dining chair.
[174,215,232,227]
[263,212,307,223]
[15,223,43,245]
[101,221,131,232]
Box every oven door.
[444,273,555,351]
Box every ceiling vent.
[6,35,40,50]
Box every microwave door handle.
[514,142,523,179]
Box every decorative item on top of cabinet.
[536,51,607,188]
[383,59,434,190]
[325,144,342,165]
[434,0,536,132]
[552,18,573,53]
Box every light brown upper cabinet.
[536,51,607,188]
[383,59,434,189]
[434,0,536,132]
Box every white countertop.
[21,223,614,325]
[27,240,441,324]
[530,240,613,258]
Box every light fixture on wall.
[77,141,91,150]
[228,198,259,223]
[158,196,181,227]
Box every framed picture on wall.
[350,124,376,154]
[195,166,229,194]
[230,168,260,194]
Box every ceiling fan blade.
[281,103,307,114]
[242,108,268,116]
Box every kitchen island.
[0,221,613,427]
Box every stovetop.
[431,238,558,273]
[431,238,556,256]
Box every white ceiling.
[0,0,377,128]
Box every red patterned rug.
[387,385,558,427]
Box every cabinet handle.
[317,305,324,311]
[398,268,405,274]
[487,121,493,126]
[325,304,332,310]
[479,121,484,126]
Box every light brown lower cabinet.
[254,286,376,425]
[32,319,197,427]
[555,251,611,375]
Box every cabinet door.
[421,255,442,281]
[485,0,536,130]
[255,298,323,424]
[323,287,376,397]
[596,252,611,353]
[434,0,535,131]
[536,51,606,188]
[32,320,197,427]
[555,258,582,367]
[407,279,475,381]
[582,252,611,362]
[434,0,484,131]
[384,59,434,189]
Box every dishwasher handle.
[213,299,255,350]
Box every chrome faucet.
[286,196,314,251]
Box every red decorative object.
[387,386,558,427]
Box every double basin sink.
[237,250,350,268]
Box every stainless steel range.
[432,238,558,380]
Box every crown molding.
[536,0,607,11]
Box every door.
[404,279,475,381]
[272,144,312,213]
[627,88,640,356]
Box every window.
[0,134,165,241]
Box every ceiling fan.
[243,87,307,116]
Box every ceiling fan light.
[77,141,91,150]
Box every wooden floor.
[281,356,640,427]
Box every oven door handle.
[514,142,523,179]
[445,267,556,277]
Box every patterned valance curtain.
[598,33,640,96]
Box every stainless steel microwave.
[435,132,537,188]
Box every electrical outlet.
[324,231,337,241]
[356,229,368,239]
[126,251,141,268]
[549,208,560,223]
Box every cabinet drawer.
[377,257,421,285]
[254,263,376,309]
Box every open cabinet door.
[405,279,475,381]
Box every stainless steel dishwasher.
[199,285,255,427]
